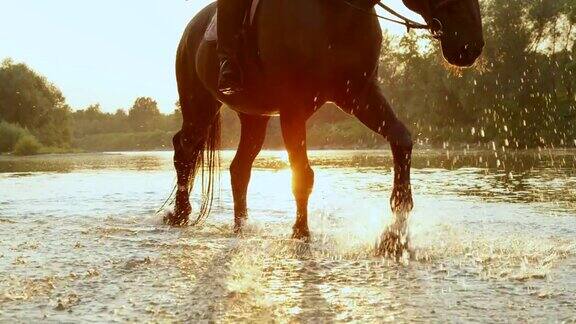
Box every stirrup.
[218,59,244,96]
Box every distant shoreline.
[3,146,576,159]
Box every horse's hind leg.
[171,129,193,223]
[168,89,220,226]
[230,113,269,232]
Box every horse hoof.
[292,228,311,242]
[163,211,174,224]
[376,229,409,260]
[234,217,247,235]
[163,210,189,227]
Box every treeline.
[70,99,374,151]
[0,0,575,155]
[71,99,182,151]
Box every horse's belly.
[221,94,280,116]
[226,103,280,116]
[196,40,283,116]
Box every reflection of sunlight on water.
[412,223,575,280]
[309,204,387,257]
[276,150,290,165]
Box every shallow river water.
[0,149,575,322]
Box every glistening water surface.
[0,150,575,322]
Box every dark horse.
[167,0,483,253]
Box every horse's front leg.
[280,111,314,241]
[338,81,414,257]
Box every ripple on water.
[0,150,576,321]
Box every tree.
[0,59,71,146]
[128,97,161,131]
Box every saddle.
[204,0,261,42]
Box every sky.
[0,0,420,113]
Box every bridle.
[342,0,462,39]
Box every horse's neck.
[322,0,382,41]
[255,0,381,68]
[353,0,380,8]
[340,0,381,13]
[257,0,373,38]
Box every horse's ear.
[402,0,431,17]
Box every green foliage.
[128,97,162,131]
[307,107,383,148]
[0,120,32,153]
[0,59,71,147]
[378,0,576,148]
[13,134,43,156]
[73,131,174,152]
[71,103,182,148]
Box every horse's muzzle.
[445,41,484,67]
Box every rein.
[341,0,454,39]
[376,2,429,31]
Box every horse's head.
[403,0,484,67]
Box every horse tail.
[189,111,221,225]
